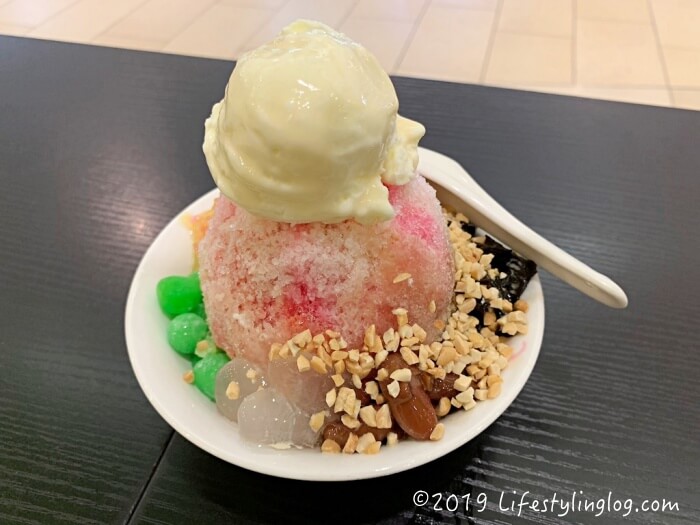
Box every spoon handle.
[421,149,628,309]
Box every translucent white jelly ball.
[267,356,333,414]
[237,388,323,447]
[215,357,266,422]
[237,388,297,445]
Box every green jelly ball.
[167,313,208,355]
[193,352,230,401]
[156,273,202,318]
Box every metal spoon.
[419,148,628,309]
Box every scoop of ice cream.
[202,20,425,225]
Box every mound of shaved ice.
[199,175,455,368]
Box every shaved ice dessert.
[155,20,536,454]
[199,176,454,370]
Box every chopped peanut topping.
[225,381,240,400]
[455,388,474,405]
[343,433,359,454]
[334,387,357,415]
[382,328,395,344]
[412,324,428,342]
[393,308,409,327]
[321,439,341,453]
[269,342,282,361]
[359,405,377,427]
[487,383,502,399]
[341,414,361,430]
[365,381,379,399]
[319,349,333,367]
[453,335,469,355]
[292,329,312,347]
[364,324,376,348]
[497,344,513,358]
[376,404,392,429]
[400,347,420,365]
[462,399,477,411]
[309,411,326,432]
[296,355,310,372]
[375,350,389,367]
[393,272,411,284]
[356,432,376,454]
[454,374,471,392]
[351,399,361,419]
[333,387,347,412]
[387,380,401,398]
[390,368,412,382]
[426,367,446,380]
[514,299,529,312]
[429,423,445,441]
[487,374,503,387]
[345,360,363,376]
[436,397,451,417]
[182,370,194,384]
[325,388,337,408]
[287,340,300,357]
[364,441,382,455]
[437,346,457,367]
[359,353,374,370]
[331,350,349,361]
[398,324,413,339]
[305,355,324,374]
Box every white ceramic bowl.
[124,148,544,481]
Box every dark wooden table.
[1,36,698,525]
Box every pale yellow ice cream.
[203,20,425,225]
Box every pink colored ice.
[198,175,455,368]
